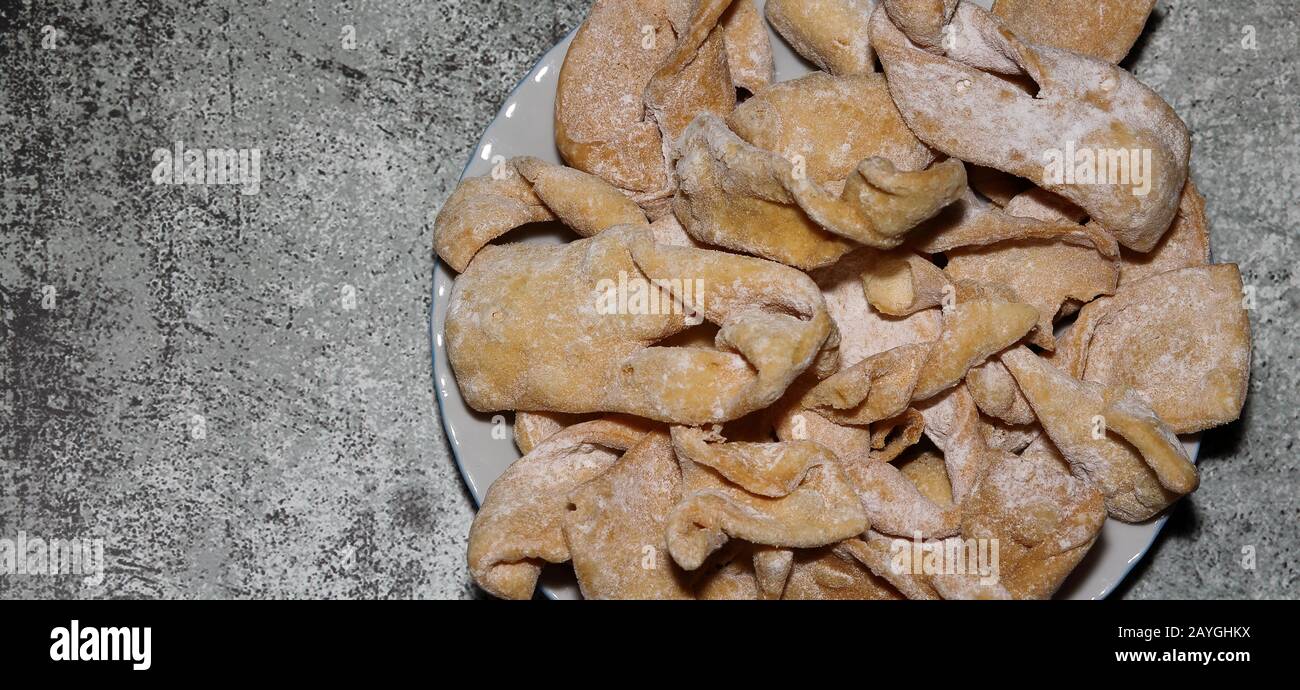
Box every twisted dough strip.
[674,113,966,269]
[1057,264,1250,434]
[764,0,879,76]
[556,0,764,214]
[467,418,652,599]
[802,297,1037,428]
[446,226,833,424]
[562,430,696,600]
[992,0,1156,65]
[433,156,647,272]
[1001,346,1198,522]
[871,0,1189,251]
[666,428,868,571]
[960,449,1106,599]
[910,188,1119,257]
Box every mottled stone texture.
[0,1,1294,599]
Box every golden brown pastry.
[992,0,1157,64]
[446,226,832,424]
[667,427,869,569]
[727,72,933,183]
[721,0,775,93]
[1001,346,1198,522]
[467,418,651,599]
[752,546,795,599]
[765,0,878,76]
[782,545,904,599]
[563,431,694,599]
[1057,264,1251,433]
[843,458,961,538]
[513,411,590,455]
[555,0,748,213]
[909,188,1118,257]
[1118,180,1210,287]
[961,450,1106,598]
[897,448,954,505]
[860,250,951,316]
[802,343,929,426]
[673,114,966,269]
[812,249,944,366]
[912,299,1038,399]
[871,1,1190,252]
[945,238,1118,350]
[433,156,648,272]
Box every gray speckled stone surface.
[0,0,1295,600]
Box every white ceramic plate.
[431,0,1198,600]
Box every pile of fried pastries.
[434,0,1252,600]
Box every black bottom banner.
[0,599,1282,678]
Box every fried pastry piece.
[433,173,552,273]
[980,416,1039,453]
[1002,346,1198,521]
[1019,431,1072,475]
[1118,180,1210,287]
[673,114,966,269]
[992,0,1156,64]
[433,156,648,271]
[1004,185,1088,223]
[672,426,831,497]
[870,408,927,462]
[966,164,1027,206]
[843,458,961,538]
[776,370,925,465]
[897,448,954,505]
[813,250,943,365]
[783,545,904,599]
[880,0,958,50]
[728,72,933,183]
[839,532,941,600]
[446,226,832,424]
[861,250,951,316]
[966,359,1035,425]
[1059,264,1251,433]
[771,374,873,460]
[927,557,1013,600]
[916,384,989,502]
[912,299,1038,400]
[945,238,1118,350]
[674,116,855,269]
[563,431,694,599]
[871,2,1190,252]
[693,542,762,599]
[555,0,737,210]
[752,546,795,599]
[765,0,878,76]
[467,418,650,599]
[511,156,650,236]
[645,1,738,145]
[514,411,593,454]
[721,0,774,93]
[803,343,929,426]
[667,428,869,570]
[962,450,1106,598]
[909,189,1117,257]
